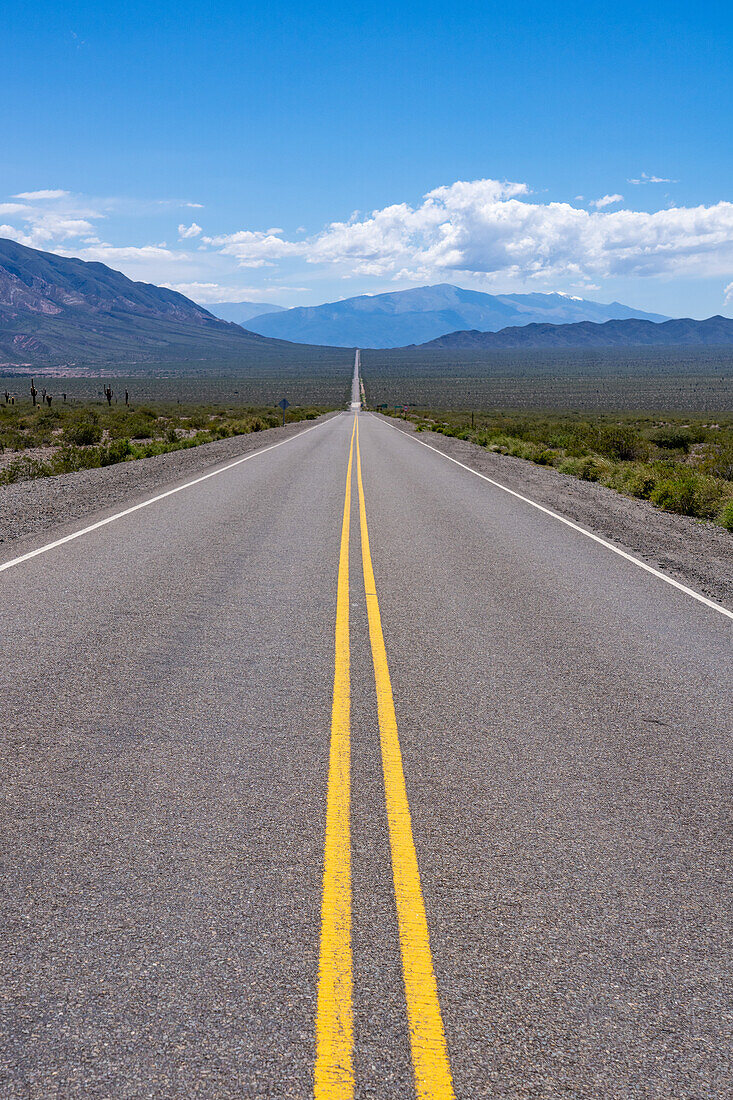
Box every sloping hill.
[0,238,312,368]
[420,315,733,349]
[245,283,667,348]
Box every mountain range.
[0,238,300,367]
[420,315,733,349]
[2,238,732,370]
[238,284,668,348]
[207,300,286,324]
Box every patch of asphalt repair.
[0,412,339,555]
[376,414,733,610]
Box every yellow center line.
[315,416,357,1099]
[355,416,455,1100]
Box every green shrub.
[621,466,658,500]
[699,438,733,481]
[100,439,132,466]
[0,455,51,483]
[649,470,722,518]
[561,455,607,482]
[534,448,556,466]
[125,417,156,439]
[650,426,704,452]
[718,500,733,531]
[50,445,100,474]
[63,420,102,446]
[596,425,645,461]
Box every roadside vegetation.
[0,393,329,485]
[385,408,733,530]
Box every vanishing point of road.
[1,352,731,1098]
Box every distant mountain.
[245,283,667,348]
[0,238,301,367]
[206,300,286,324]
[419,315,733,349]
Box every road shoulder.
[376,414,733,609]
[0,412,339,560]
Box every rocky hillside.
[0,238,298,367]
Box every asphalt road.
[351,350,361,407]
[1,398,731,1098]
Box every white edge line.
[372,413,733,622]
[0,417,332,574]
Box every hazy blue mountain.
[206,300,286,324]
[245,283,668,348]
[0,238,324,368]
[420,315,733,349]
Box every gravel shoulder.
[377,414,733,610]
[0,413,338,559]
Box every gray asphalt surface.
[351,349,361,407]
[1,396,731,1098]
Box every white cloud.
[67,243,184,264]
[12,189,71,200]
[628,173,676,185]
[0,224,24,240]
[34,216,98,241]
[0,213,97,248]
[178,222,202,239]
[161,281,263,302]
[202,178,732,285]
[5,177,733,300]
[724,282,733,303]
[590,194,624,209]
[203,228,303,268]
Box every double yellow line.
[315,416,454,1099]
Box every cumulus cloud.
[13,189,70,200]
[628,173,676,185]
[203,228,303,268]
[0,214,97,249]
[590,194,624,209]
[67,243,184,264]
[201,178,733,285]
[178,222,202,238]
[5,177,733,299]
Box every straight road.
[1,398,730,1098]
[351,350,361,408]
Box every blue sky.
[2,0,733,316]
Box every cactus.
[30,378,37,406]
[103,384,113,406]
